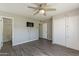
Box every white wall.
[53,8,79,50]
[47,19,52,40]
[0,11,39,46]
[13,17,39,46]
[53,15,66,46]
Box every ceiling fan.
[27,3,56,16]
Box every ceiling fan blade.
[28,6,38,9]
[45,8,56,11]
[33,10,39,15]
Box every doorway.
[39,24,43,39]
[39,19,52,41]
[3,17,12,48]
[39,23,48,39]
[42,23,48,39]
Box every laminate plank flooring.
[0,39,79,56]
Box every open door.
[0,18,3,49]
[0,17,12,49]
[3,18,12,47]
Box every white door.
[0,18,3,49]
[66,15,79,50]
[53,17,66,46]
[42,23,47,39]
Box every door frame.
[0,16,14,49]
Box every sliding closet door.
[66,15,79,50]
[53,16,66,46]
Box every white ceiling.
[0,3,79,20]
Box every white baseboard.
[13,39,38,46]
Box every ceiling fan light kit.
[28,3,56,16]
[39,10,45,14]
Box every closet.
[66,15,79,50]
[53,13,79,50]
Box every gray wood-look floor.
[0,39,79,56]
